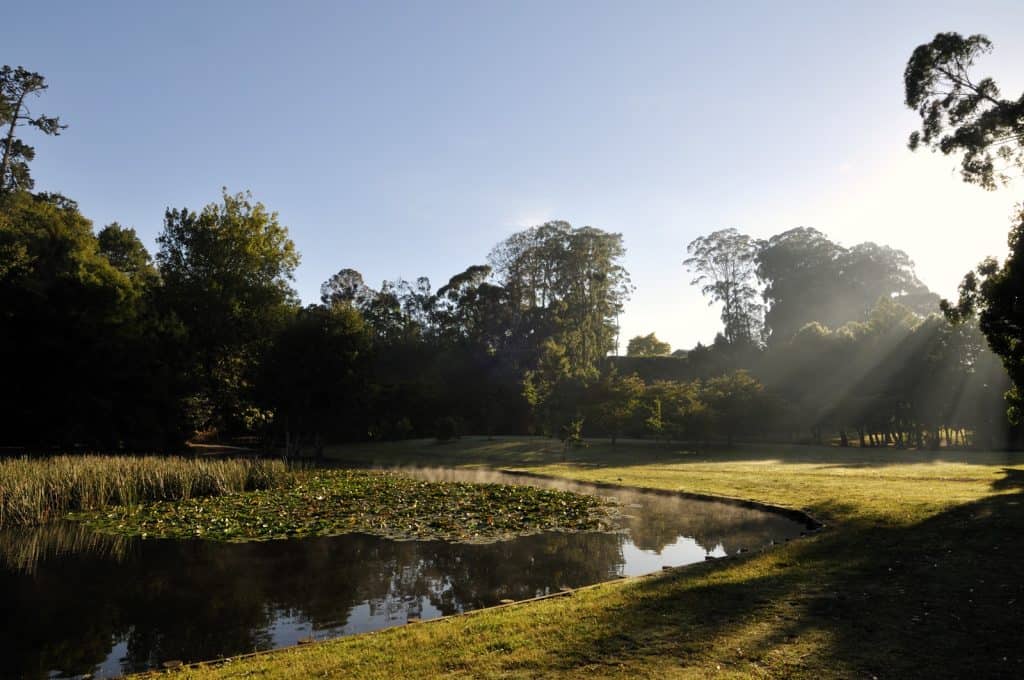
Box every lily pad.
[69,469,620,544]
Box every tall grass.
[0,456,288,529]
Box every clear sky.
[6,1,1023,351]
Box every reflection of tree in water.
[609,491,806,554]
[0,476,806,679]
[0,529,626,679]
[381,531,627,615]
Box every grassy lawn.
[162,437,1024,679]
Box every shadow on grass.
[992,467,1024,490]
[541,469,1024,678]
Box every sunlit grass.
[0,455,286,528]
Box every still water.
[0,469,812,679]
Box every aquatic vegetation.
[0,456,287,529]
[72,469,620,543]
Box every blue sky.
[6,1,1023,350]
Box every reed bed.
[0,455,287,529]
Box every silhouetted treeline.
[0,188,1014,452]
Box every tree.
[0,66,66,193]
[490,221,631,375]
[626,332,671,357]
[701,370,766,447]
[839,243,937,318]
[97,223,158,284]
[320,267,374,308]
[433,264,502,344]
[757,227,844,342]
[757,227,937,343]
[904,32,1024,189]
[522,338,573,436]
[157,189,300,433]
[593,370,645,445]
[684,228,764,345]
[645,379,708,442]
[906,33,1024,426]
[943,208,1024,423]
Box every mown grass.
[0,455,286,528]
[156,437,1024,679]
[73,468,618,542]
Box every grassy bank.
[0,455,286,528]
[158,437,1024,679]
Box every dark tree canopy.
[0,66,66,193]
[904,32,1024,189]
[0,192,188,448]
[258,303,370,457]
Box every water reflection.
[0,470,810,679]
[398,467,807,556]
